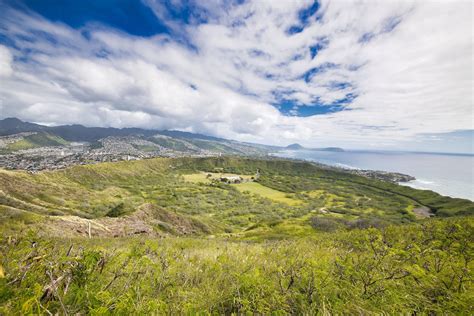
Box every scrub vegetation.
[0,157,473,314]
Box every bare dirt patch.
[42,203,209,238]
[413,206,434,218]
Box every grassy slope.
[0,157,473,314]
[148,137,192,152]
[4,132,69,152]
[184,139,243,154]
[1,218,472,314]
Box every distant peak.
[0,117,44,133]
[286,143,305,150]
[1,117,23,123]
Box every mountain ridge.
[0,117,226,142]
[0,117,344,154]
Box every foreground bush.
[1,217,472,314]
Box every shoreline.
[271,150,474,201]
[269,152,416,184]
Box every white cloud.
[0,45,13,77]
[0,0,472,150]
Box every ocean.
[273,150,474,201]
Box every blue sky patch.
[309,37,328,59]
[287,1,320,35]
[273,92,354,117]
[298,1,320,25]
[276,100,349,117]
[359,15,403,43]
[328,81,352,90]
[9,0,169,37]
[302,62,338,82]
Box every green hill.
[0,157,472,314]
[4,132,69,152]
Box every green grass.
[233,181,302,206]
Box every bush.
[106,203,127,217]
[346,218,387,230]
[310,217,347,232]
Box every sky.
[0,0,472,153]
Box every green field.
[233,181,302,206]
[0,156,473,314]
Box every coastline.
[271,149,474,201]
[269,152,416,184]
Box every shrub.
[346,218,387,230]
[106,203,127,217]
[310,217,347,232]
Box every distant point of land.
[285,143,305,150]
[284,143,344,152]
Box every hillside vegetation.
[0,157,473,314]
[2,132,69,153]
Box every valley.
[0,156,473,314]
